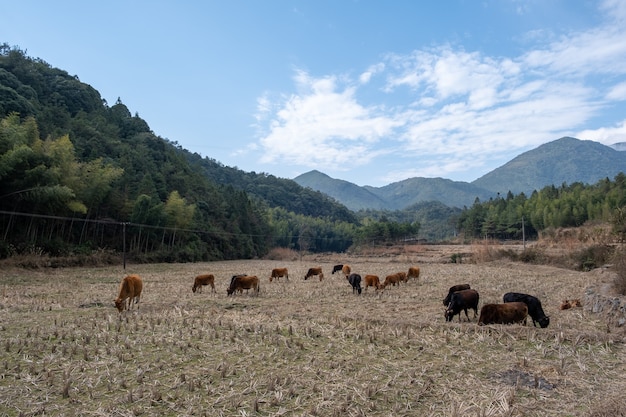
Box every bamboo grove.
[456,176,626,241]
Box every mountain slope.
[294,170,388,210]
[364,177,493,210]
[294,171,494,210]
[293,137,626,211]
[472,137,626,195]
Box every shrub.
[571,245,614,272]
[264,247,299,261]
[518,248,541,263]
[450,253,463,263]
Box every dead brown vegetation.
[1,248,625,416]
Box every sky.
[3,1,626,187]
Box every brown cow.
[407,266,420,281]
[560,299,582,310]
[270,267,289,282]
[192,274,216,294]
[114,274,143,312]
[382,272,404,288]
[341,264,351,277]
[478,302,528,326]
[304,267,324,281]
[227,275,259,296]
[363,274,382,290]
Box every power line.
[0,210,354,243]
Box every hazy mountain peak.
[294,137,626,210]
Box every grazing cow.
[407,266,420,281]
[560,299,582,310]
[227,275,259,296]
[114,274,143,312]
[478,302,528,326]
[270,267,289,282]
[192,274,216,294]
[347,273,362,294]
[443,284,471,306]
[382,272,404,288]
[229,274,247,293]
[363,274,382,290]
[341,264,351,277]
[331,264,344,274]
[445,289,479,322]
[304,267,324,281]
[503,292,549,328]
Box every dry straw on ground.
[1,246,625,416]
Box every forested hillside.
[184,155,357,223]
[0,45,419,261]
[457,176,626,241]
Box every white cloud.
[577,120,626,145]
[254,94,272,122]
[255,2,626,182]
[258,70,402,169]
[359,63,384,84]
[606,82,626,100]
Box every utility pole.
[123,222,128,270]
[522,216,526,249]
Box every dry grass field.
[1,246,625,416]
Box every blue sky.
[3,1,626,186]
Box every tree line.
[456,175,626,241]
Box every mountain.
[294,137,626,210]
[611,142,626,152]
[293,170,388,210]
[295,171,494,210]
[364,177,493,210]
[472,137,626,195]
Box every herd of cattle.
[114,264,580,328]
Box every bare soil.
[1,245,624,416]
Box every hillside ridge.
[294,137,626,210]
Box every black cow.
[503,292,550,328]
[229,274,247,293]
[347,273,362,294]
[445,289,479,322]
[442,284,471,306]
[331,264,344,274]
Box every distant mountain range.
[294,137,626,210]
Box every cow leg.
[463,308,470,322]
